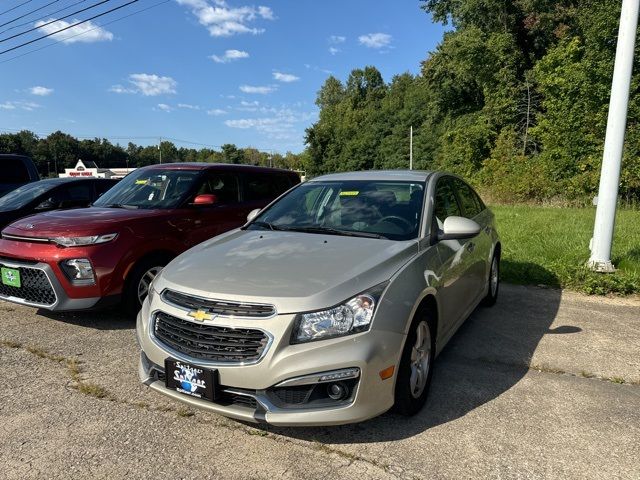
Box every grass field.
[492,205,640,295]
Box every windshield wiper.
[287,226,387,239]
[250,221,290,231]
[103,203,139,209]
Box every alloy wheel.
[409,321,432,399]
[137,266,162,306]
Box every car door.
[432,176,478,332]
[180,171,247,247]
[452,178,490,301]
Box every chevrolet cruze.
[137,170,500,426]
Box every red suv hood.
[2,207,172,238]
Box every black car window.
[454,179,483,219]
[66,183,92,202]
[197,172,240,203]
[434,178,462,226]
[2,158,30,183]
[95,180,118,197]
[244,173,293,202]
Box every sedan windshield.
[0,181,55,211]
[249,180,425,241]
[93,169,200,209]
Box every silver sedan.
[137,170,500,426]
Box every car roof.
[309,170,435,182]
[140,162,297,175]
[37,177,116,184]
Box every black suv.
[0,154,40,197]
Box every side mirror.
[192,194,218,206]
[438,216,481,241]
[247,208,260,222]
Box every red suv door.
[175,170,248,247]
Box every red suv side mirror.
[192,194,218,206]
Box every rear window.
[2,158,30,183]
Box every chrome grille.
[154,311,270,363]
[162,290,276,318]
[0,263,56,306]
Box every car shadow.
[36,307,134,330]
[264,263,574,443]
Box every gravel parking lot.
[1,284,638,479]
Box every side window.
[244,174,292,202]
[454,179,482,219]
[2,158,29,183]
[434,178,462,227]
[66,184,92,202]
[95,180,117,197]
[198,173,240,203]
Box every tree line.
[0,130,307,177]
[305,0,640,204]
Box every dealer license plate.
[1,267,20,288]
[164,358,219,401]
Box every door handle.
[466,242,475,253]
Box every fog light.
[60,258,95,285]
[327,382,348,400]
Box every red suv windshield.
[94,169,201,209]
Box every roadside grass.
[492,205,640,295]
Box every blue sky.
[0,0,446,153]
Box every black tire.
[482,251,500,307]
[123,254,170,316]
[394,312,436,416]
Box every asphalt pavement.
[0,284,638,479]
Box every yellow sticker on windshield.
[340,191,359,196]
[135,179,149,185]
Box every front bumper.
[0,257,106,311]
[137,298,406,426]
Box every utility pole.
[158,136,162,164]
[409,126,413,170]
[588,0,639,272]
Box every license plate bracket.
[164,358,220,401]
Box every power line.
[0,0,60,29]
[0,0,88,35]
[0,0,168,63]
[0,0,36,17]
[0,0,138,55]
[0,0,112,44]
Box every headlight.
[51,233,118,247]
[291,284,387,344]
[60,258,95,285]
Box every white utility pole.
[158,137,162,164]
[589,0,639,272]
[409,126,413,170]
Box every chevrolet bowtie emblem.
[188,309,214,322]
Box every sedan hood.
[158,229,418,314]
[2,207,172,237]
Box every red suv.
[0,163,299,314]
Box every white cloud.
[224,105,316,140]
[29,86,54,96]
[329,47,340,55]
[110,73,177,96]
[34,18,113,43]
[177,103,201,110]
[273,71,299,83]
[176,0,274,37]
[157,103,173,112]
[328,35,346,44]
[207,108,227,115]
[358,32,392,49]
[0,101,41,111]
[239,84,276,94]
[210,49,249,63]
